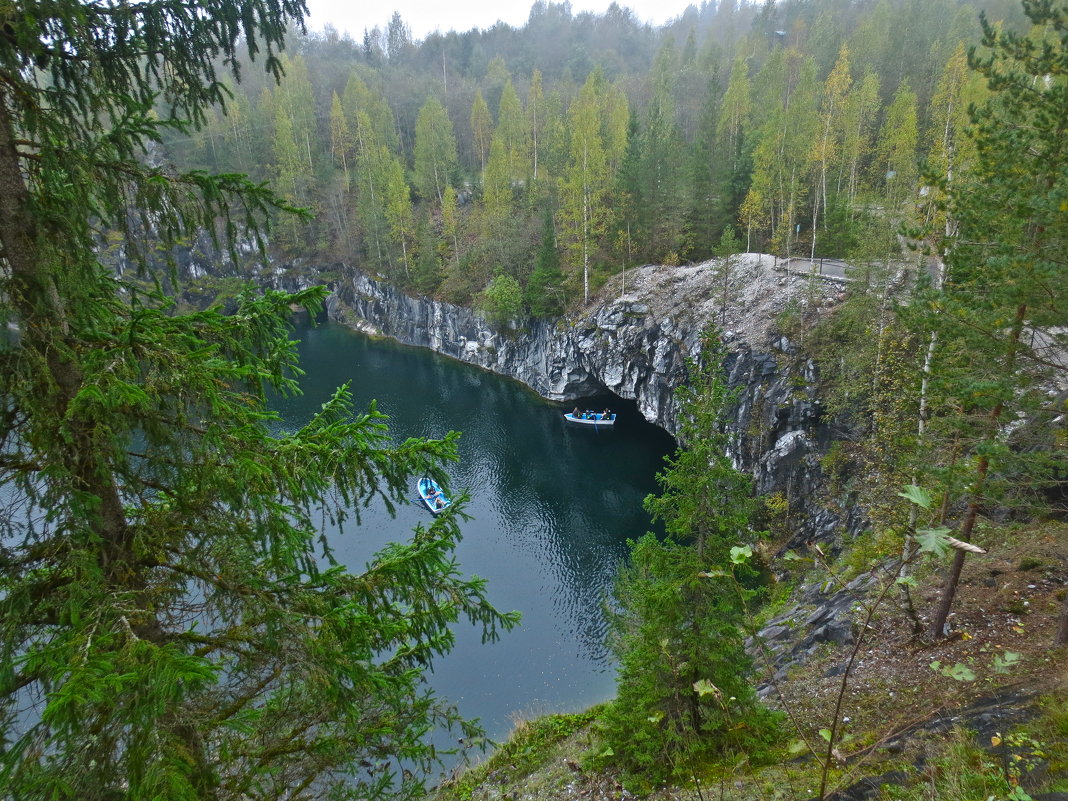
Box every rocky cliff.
[108,227,327,306]
[328,254,859,543]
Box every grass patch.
[434,708,600,801]
[886,726,1039,801]
[497,708,599,776]
[1025,694,1068,790]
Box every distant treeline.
[162,0,1027,311]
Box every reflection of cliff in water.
[486,390,672,661]
[276,321,674,739]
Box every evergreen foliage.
[150,0,1034,312]
[0,2,516,798]
[593,333,777,790]
[525,209,566,317]
[914,0,1068,639]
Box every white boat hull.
[563,412,616,426]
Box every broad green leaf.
[729,545,753,564]
[916,527,953,557]
[898,485,933,509]
[944,663,976,681]
[693,679,719,697]
[992,651,1022,674]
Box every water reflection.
[277,321,674,743]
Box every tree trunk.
[810,191,819,261]
[927,536,968,639]
[1,88,139,582]
[582,139,590,305]
[928,305,1025,639]
[1056,593,1068,646]
[3,89,224,794]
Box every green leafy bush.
[480,273,523,326]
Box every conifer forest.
[1,0,1066,799]
[166,0,1024,309]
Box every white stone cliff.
[327,254,862,544]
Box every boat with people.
[563,408,617,427]
[418,477,452,514]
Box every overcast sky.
[303,0,697,41]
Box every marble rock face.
[328,255,855,544]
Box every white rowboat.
[563,411,616,427]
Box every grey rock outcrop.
[108,227,318,299]
[751,573,875,692]
[328,253,856,544]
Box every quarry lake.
[273,320,675,759]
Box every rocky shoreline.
[327,254,855,545]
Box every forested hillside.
[164,0,1026,312]
[3,0,1066,798]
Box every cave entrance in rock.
[566,390,676,447]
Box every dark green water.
[274,321,675,746]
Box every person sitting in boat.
[435,496,445,509]
[602,409,611,419]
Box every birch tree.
[809,45,852,257]
[414,96,458,206]
[561,72,611,304]
[470,90,492,184]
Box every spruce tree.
[0,2,515,798]
[594,333,776,790]
[526,209,566,317]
